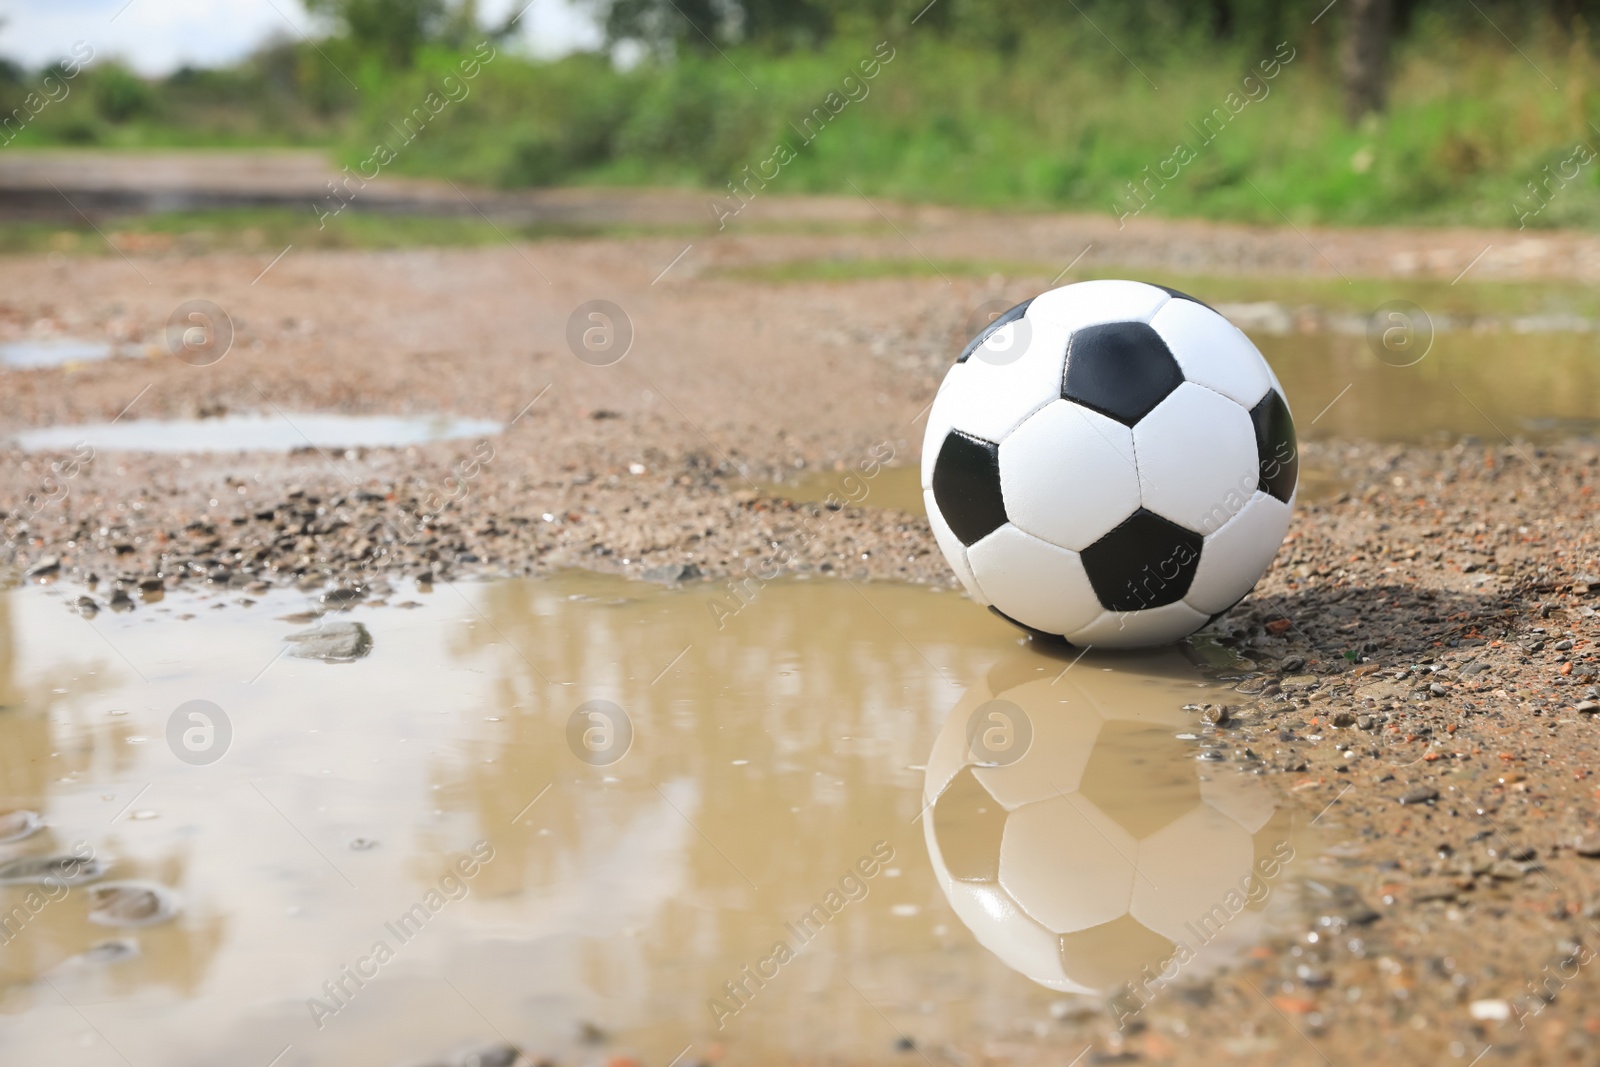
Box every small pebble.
[1470,999,1512,1022]
[0,809,42,842]
[455,1046,524,1067]
[87,881,180,927]
[82,939,140,964]
[0,853,103,886]
[1399,786,1440,805]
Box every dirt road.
[2,173,1600,1064]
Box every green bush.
[91,64,157,123]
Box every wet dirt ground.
[2,171,1600,1065]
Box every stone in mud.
[1470,999,1512,1022]
[1408,878,1458,902]
[0,809,42,842]
[1575,834,1600,858]
[642,562,702,584]
[1575,700,1599,715]
[0,853,104,886]
[453,1046,526,1067]
[1202,705,1231,725]
[1398,785,1440,804]
[1304,881,1380,927]
[285,621,373,662]
[75,595,99,618]
[25,556,60,577]
[82,938,140,964]
[87,881,180,927]
[319,586,364,609]
[1487,859,1535,880]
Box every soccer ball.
[922,649,1288,996]
[923,280,1297,648]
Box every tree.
[1341,0,1393,122]
[303,0,451,67]
[593,0,834,53]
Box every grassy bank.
[6,8,1600,230]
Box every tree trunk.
[1341,0,1392,123]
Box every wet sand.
[2,193,1600,1065]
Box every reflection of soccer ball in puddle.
[923,649,1293,995]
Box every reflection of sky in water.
[0,338,115,369]
[11,413,502,453]
[0,574,1298,1065]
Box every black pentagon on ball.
[957,298,1034,364]
[1061,321,1185,426]
[1153,284,1216,312]
[1250,389,1298,503]
[1080,508,1203,613]
[931,430,1008,546]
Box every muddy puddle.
[0,338,118,369]
[0,571,1339,1066]
[760,464,926,516]
[1255,330,1600,443]
[11,413,502,454]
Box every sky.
[0,0,605,75]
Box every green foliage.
[91,63,157,123]
[303,0,451,67]
[9,1,1600,229]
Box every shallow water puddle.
[0,338,117,369]
[1257,330,1600,443]
[11,412,502,454]
[760,464,925,515]
[0,573,1317,1065]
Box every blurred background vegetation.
[3,0,1599,228]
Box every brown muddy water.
[0,572,1331,1066]
[1252,330,1600,444]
